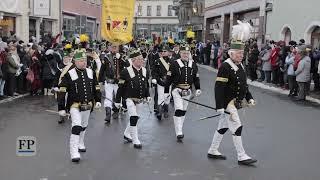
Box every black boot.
[154,104,159,113]
[238,159,257,166]
[163,104,169,118]
[105,107,112,124]
[58,116,66,124]
[156,105,162,120]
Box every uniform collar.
[225,58,240,71]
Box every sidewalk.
[199,64,320,105]
[0,94,29,104]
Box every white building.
[0,0,61,43]
[134,0,179,39]
[266,0,320,49]
[204,0,270,45]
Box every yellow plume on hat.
[168,38,174,44]
[64,43,72,49]
[80,34,89,43]
[186,30,195,39]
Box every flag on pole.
[101,0,135,45]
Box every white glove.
[146,97,152,103]
[18,63,23,67]
[195,89,202,97]
[151,79,157,84]
[58,110,67,117]
[114,103,122,109]
[53,87,59,92]
[248,99,256,107]
[116,53,121,59]
[95,102,102,109]
[216,109,225,114]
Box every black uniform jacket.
[152,56,172,86]
[99,52,129,83]
[58,67,101,111]
[215,58,253,110]
[115,65,150,103]
[165,58,200,92]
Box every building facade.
[204,0,269,45]
[62,0,101,41]
[0,0,61,43]
[266,0,320,49]
[134,0,179,39]
[174,0,205,41]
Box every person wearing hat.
[207,21,257,166]
[294,45,312,101]
[115,48,151,149]
[152,45,173,120]
[58,49,101,163]
[86,48,101,78]
[172,43,181,60]
[147,44,160,112]
[99,44,129,124]
[165,44,201,142]
[53,49,74,124]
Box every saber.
[193,114,222,121]
[159,95,171,106]
[45,109,70,116]
[182,98,230,114]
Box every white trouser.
[126,98,144,145]
[209,100,251,161]
[69,107,91,159]
[103,82,118,108]
[171,88,192,136]
[157,84,171,105]
[70,108,91,128]
[172,88,191,111]
[126,98,143,117]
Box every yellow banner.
[101,0,135,45]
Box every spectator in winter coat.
[270,43,281,85]
[286,46,298,96]
[248,43,260,81]
[261,46,272,83]
[6,42,23,96]
[0,42,8,98]
[42,49,58,95]
[312,49,320,91]
[295,45,311,101]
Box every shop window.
[0,16,16,38]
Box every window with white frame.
[147,6,151,16]
[168,5,172,16]
[157,5,161,16]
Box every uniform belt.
[71,101,93,108]
[130,98,144,104]
[176,84,191,90]
[106,78,115,84]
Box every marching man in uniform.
[207,21,257,166]
[152,45,172,120]
[115,48,151,149]
[58,49,101,163]
[165,44,201,142]
[99,44,129,124]
[54,47,74,124]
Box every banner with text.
[101,0,135,44]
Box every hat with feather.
[230,20,253,50]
